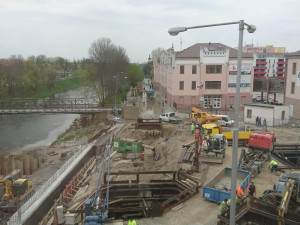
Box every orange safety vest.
[237,186,244,196]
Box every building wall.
[153,46,254,112]
[284,55,300,119]
[244,105,289,126]
[285,57,300,99]
[285,97,300,119]
[273,105,290,126]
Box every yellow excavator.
[0,170,32,202]
[191,107,221,124]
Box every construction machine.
[201,123,253,146]
[199,133,227,163]
[0,169,32,202]
[191,107,221,124]
[261,173,300,220]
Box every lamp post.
[148,55,151,78]
[168,20,256,225]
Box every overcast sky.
[0,0,299,63]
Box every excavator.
[260,173,300,223]
[190,107,221,124]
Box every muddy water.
[0,86,95,153]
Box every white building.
[244,103,289,127]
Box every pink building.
[285,50,300,119]
[153,43,253,112]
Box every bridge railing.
[0,98,115,110]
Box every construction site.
[1,83,300,225]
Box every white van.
[215,115,234,126]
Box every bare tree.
[87,38,129,103]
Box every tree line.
[0,38,146,103]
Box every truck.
[202,167,251,203]
[191,107,221,124]
[201,123,253,146]
[159,112,182,124]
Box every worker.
[247,182,256,197]
[237,185,245,200]
[219,199,228,216]
[269,160,278,172]
[227,196,239,207]
[128,218,133,225]
[191,123,195,135]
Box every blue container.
[202,167,251,203]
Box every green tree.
[126,63,144,87]
[23,60,40,92]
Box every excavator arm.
[278,179,295,225]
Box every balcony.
[276,71,285,75]
[254,76,267,79]
[277,61,286,64]
[256,61,267,64]
[254,71,267,75]
[276,66,285,70]
[255,66,267,70]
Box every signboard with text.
[228,64,252,93]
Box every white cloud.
[0,0,299,62]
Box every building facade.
[285,50,300,119]
[153,43,253,112]
[243,44,286,54]
[252,53,286,103]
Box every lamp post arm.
[186,21,240,30]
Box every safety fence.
[7,143,88,225]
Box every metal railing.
[7,144,88,225]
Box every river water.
[0,86,96,153]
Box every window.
[247,109,252,118]
[180,65,184,74]
[291,82,295,94]
[204,96,212,108]
[206,65,222,74]
[192,65,197,74]
[191,81,196,90]
[213,96,221,108]
[205,81,221,89]
[179,81,184,90]
[293,63,297,74]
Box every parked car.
[159,112,182,123]
[212,114,234,127]
[253,96,279,104]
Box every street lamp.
[168,20,256,225]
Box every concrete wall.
[273,105,290,126]
[121,106,140,120]
[244,104,289,127]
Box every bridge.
[0,98,117,115]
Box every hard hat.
[66,211,70,214]
[240,185,244,189]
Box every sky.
[0,0,299,63]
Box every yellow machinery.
[191,107,221,124]
[0,170,33,201]
[201,123,253,146]
[278,179,296,225]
